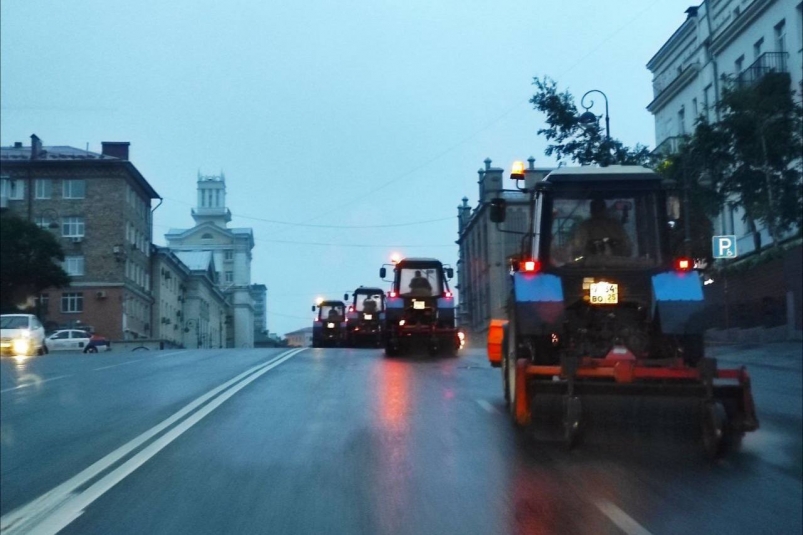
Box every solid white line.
[92,359,147,371]
[27,348,304,535]
[596,500,654,535]
[0,348,303,534]
[0,375,73,395]
[476,399,499,414]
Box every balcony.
[652,136,686,157]
[736,52,789,88]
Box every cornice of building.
[646,15,698,72]
[709,0,775,56]
[646,61,702,113]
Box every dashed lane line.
[595,500,654,535]
[0,375,73,395]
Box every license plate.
[327,322,335,328]
[364,314,373,320]
[413,301,425,310]
[590,282,618,304]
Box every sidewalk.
[707,341,803,371]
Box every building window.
[225,271,234,283]
[62,256,85,276]
[8,179,25,200]
[677,106,686,135]
[202,233,213,239]
[35,216,57,229]
[38,293,50,313]
[62,217,85,237]
[61,293,84,313]
[35,179,53,199]
[704,84,714,122]
[774,20,786,53]
[224,250,233,261]
[63,179,86,199]
[753,38,764,59]
[734,54,744,74]
[692,97,698,118]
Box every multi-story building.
[165,172,256,348]
[0,136,160,339]
[646,0,802,253]
[151,246,191,347]
[250,283,267,336]
[174,251,228,349]
[456,158,552,335]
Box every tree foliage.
[0,211,70,311]
[529,77,653,166]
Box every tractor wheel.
[563,396,583,449]
[702,401,728,459]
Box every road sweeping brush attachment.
[509,349,759,457]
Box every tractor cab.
[380,257,458,356]
[311,300,347,347]
[345,287,386,346]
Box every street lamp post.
[578,89,611,140]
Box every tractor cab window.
[548,192,662,268]
[398,268,442,297]
[319,305,344,321]
[355,293,384,313]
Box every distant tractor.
[486,164,758,457]
[345,287,385,347]
[380,257,459,357]
[311,300,347,348]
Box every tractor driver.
[327,307,342,321]
[570,198,633,258]
[362,298,378,314]
[409,270,433,296]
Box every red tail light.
[444,291,453,298]
[522,259,541,273]
[389,291,397,298]
[675,257,693,272]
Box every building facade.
[456,158,552,335]
[151,246,191,347]
[285,327,313,347]
[0,136,160,339]
[165,173,256,348]
[250,283,267,336]
[174,251,228,349]
[646,0,802,253]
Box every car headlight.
[13,337,31,355]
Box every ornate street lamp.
[578,89,611,140]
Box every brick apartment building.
[0,135,160,339]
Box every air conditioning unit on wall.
[70,237,84,244]
[96,291,107,299]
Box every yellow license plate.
[590,282,618,304]
[413,301,425,310]
[364,314,373,320]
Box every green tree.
[529,76,653,166]
[0,211,70,312]
[714,73,803,249]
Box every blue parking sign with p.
[712,235,737,259]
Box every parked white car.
[45,330,110,352]
[0,314,47,356]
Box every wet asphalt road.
[0,343,800,535]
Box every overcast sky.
[1,0,693,336]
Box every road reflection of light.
[13,355,29,368]
[373,360,413,534]
[379,361,411,432]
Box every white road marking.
[0,375,73,395]
[0,348,304,535]
[476,399,499,414]
[92,359,147,371]
[595,500,654,535]
[92,350,186,370]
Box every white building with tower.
[165,172,256,348]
